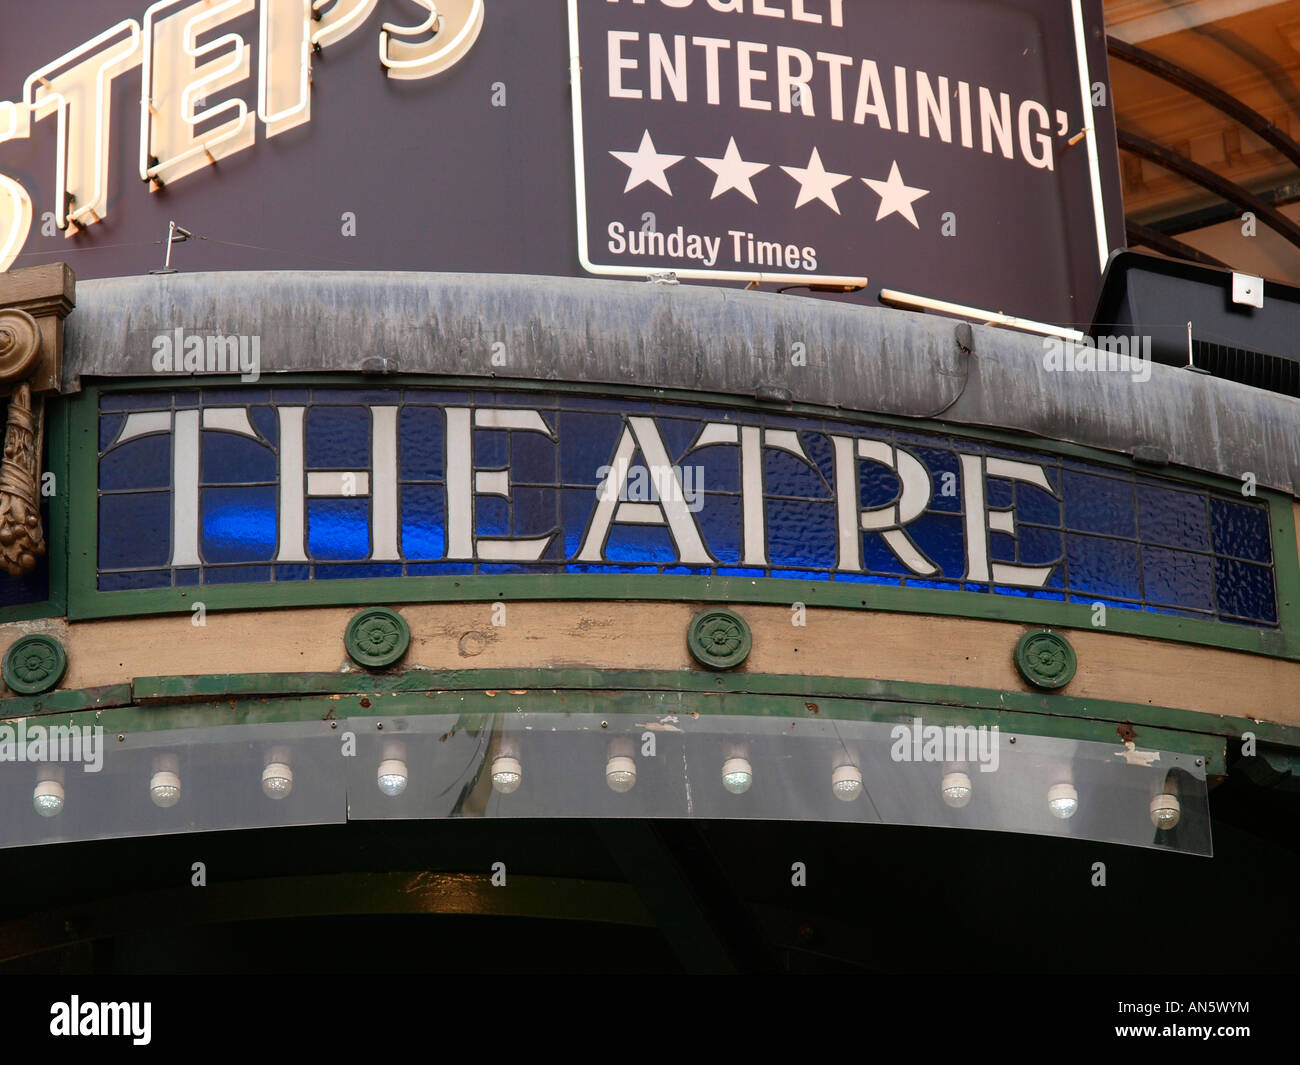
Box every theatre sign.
[0,0,1121,328]
[78,386,1279,632]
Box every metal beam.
[1124,220,1228,267]
[1108,36,1300,170]
[1117,129,1300,251]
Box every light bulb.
[377,758,408,797]
[1047,782,1078,819]
[150,771,182,808]
[721,756,752,795]
[262,761,293,800]
[940,771,972,808]
[831,763,862,802]
[605,755,637,793]
[491,755,522,794]
[1150,792,1180,830]
[33,779,64,817]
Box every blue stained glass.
[100,493,171,568]
[101,436,170,491]
[204,389,268,405]
[1141,547,1215,610]
[688,441,739,494]
[863,533,916,578]
[561,487,601,557]
[310,389,393,405]
[766,498,835,568]
[1062,471,1135,537]
[315,563,403,580]
[655,417,699,460]
[1065,534,1141,600]
[1137,485,1209,551]
[716,567,766,578]
[480,562,555,575]
[474,428,508,468]
[859,456,901,510]
[565,563,661,574]
[476,496,509,538]
[558,412,623,484]
[913,447,961,512]
[1068,594,1141,611]
[99,413,127,451]
[407,562,474,576]
[771,568,832,581]
[801,432,837,486]
[1210,498,1271,563]
[986,477,1013,509]
[400,486,444,560]
[276,565,311,581]
[906,579,962,591]
[510,427,556,485]
[993,586,1066,601]
[201,486,277,562]
[904,512,965,578]
[1015,525,1064,570]
[206,565,273,584]
[174,393,199,407]
[990,531,1016,563]
[405,389,476,405]
[175,568,200,587]
[695,493,741,565]
[833,572,901,586]
[764,447,827,499]
[307,407,369,469]
[250,406,276,442]
[401,407,444,480]
[1214,557,1276,623]
[512,486,559,539]
[201,429,275,484]
[99,570,170,590]
[1016,480,1062,526]
[272,389,310,403]
[605,524,677,563]
[307,498,370,559]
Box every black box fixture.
[1090,250,1300,398]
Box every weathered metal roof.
[62,270,1300,496]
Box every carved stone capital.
[0,263,75,577]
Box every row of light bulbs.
[29,747,1183,831]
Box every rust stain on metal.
[805,702,820,714]
[1117,721,1137,742]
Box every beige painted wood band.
[2,602,1297,727]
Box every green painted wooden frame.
[61,374,1300,661]
[1,667,1231,774]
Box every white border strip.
[879,289,1087,340]
[1071,0,1111,272]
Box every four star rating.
[609,130,929,228]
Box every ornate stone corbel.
[0,264,75,577]
[0,311,44,575]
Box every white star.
[862,161,930,229]
[780,147,852,213]
[696,137,769,203]
[609,130,685,195]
